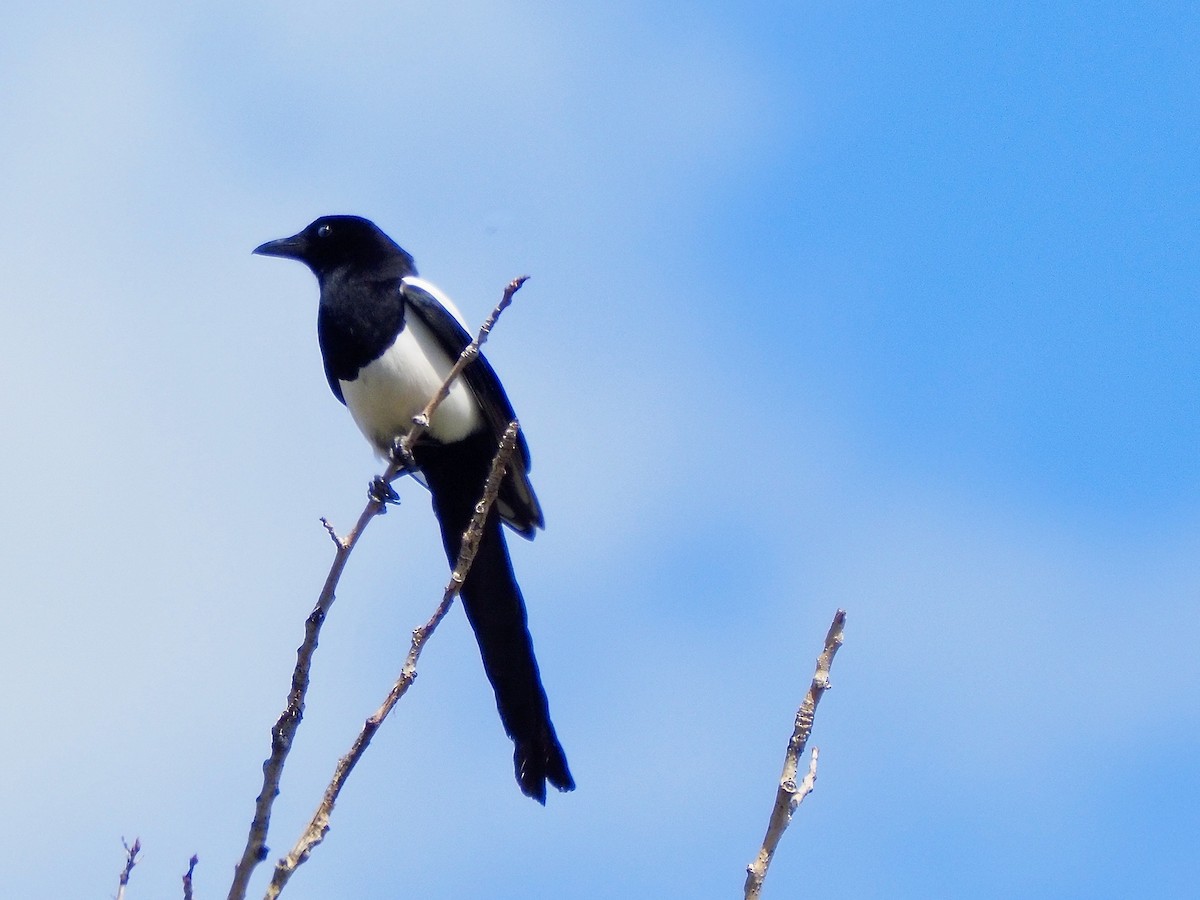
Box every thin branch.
[264,421,522,899]
[182,855,198,900]
[116,837,141,900]
[744,609,846,900]
[227,278,528,900]
[319,517,340,546]
[226,495,385,900]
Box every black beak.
[253,232,307,259]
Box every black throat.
[317,266,408,387]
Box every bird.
[254,215,574,803]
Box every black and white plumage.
[254,215,573,802]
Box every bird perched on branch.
[254,215,573,803]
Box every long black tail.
[414,434,574,803]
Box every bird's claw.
[369,476,401,509]
[388,436,417,471]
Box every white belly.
[340,313,482,454]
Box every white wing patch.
[402,276,471,329]
[340,309,482,455]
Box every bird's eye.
[317,224,332,238]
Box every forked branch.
[744,609,846,899]
[115,837,140,900]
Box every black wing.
[401,279,544,536]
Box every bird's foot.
[388,435,418,471]
[368,476,401,510]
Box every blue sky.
[1,2,1197,897]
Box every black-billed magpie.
[254,215,573,803]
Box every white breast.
[340,310,482,454]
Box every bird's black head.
[253,215,416,279]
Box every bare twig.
[227,279,528,900]
[226,496,386,900]
[183,855,198,900]
[116,837,140,900]
[264,421,521,899]
[319,517,340,546]
[744,609,846,900]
